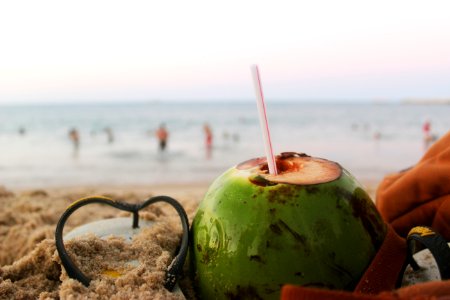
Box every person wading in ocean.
[68,128,80,157]
[155,123,169,152]
[203,123,213,159]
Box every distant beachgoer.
[68,128,80,154]
[423,119,433,150]
[204,123,213,159]
[423,119,431,137]
[373,131,381,140]
[223,131,230,141]
[155,124,169,152]
[18,127,26,135]
[204,123,213,149]
[232,133,240,143]
[104,127,114,144]
[204,123,213,148]
[222,130,231,148]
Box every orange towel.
[281,280,450,300]
[376,130,450,240]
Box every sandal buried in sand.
[55,195,189,298]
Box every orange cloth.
[281,280,450,300]
[353,226,406,295]
[376,130,450,240]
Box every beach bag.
[281,131,450,300]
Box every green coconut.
[190,152,386,300]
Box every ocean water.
[0,101,449,189]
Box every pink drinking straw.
[250,65,278,175]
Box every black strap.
[55,195,189,291]
[407,226,450,280]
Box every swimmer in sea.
[68,128,80,157]
[155,123,169,152]
[203,123,213,159]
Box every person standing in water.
[104,127,114,144]
[155,123,169,152]
[68,128,80,157]
[18,127,26,136]
[203,123,213,158]
[422,118,437,150]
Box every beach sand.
[0,181,378,299]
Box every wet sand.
[0,181,378,299]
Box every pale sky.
[1,0,450,104]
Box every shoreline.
[4,177,380,199]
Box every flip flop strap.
[54,195,189,291]
[407,226,450,280]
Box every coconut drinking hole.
[238,152,342,186]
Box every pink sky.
[1,0,450,103]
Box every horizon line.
[1,97,449,107]
[0,98,400,106]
